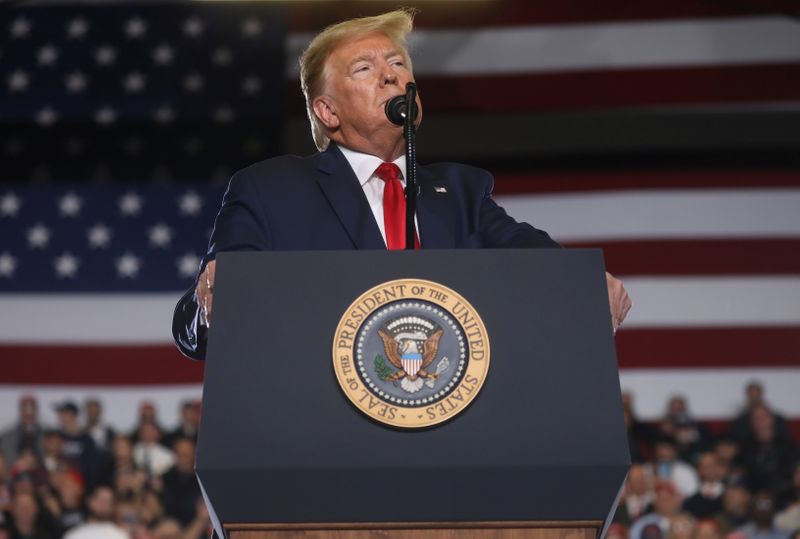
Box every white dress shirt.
[338,145,419,246]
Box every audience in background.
[775,465,800,532]
[162,402,199,450]
[731,382,790,442]
[616,381,798,539]
[659,395,711,463]
[0,399,209,538]
[0,396,43,466]
[0,382,796,539]
[133,424,174,478]
[653,436,700,497]
[84,399,115,453]
[684,452,727,518]
[629,480,685,539]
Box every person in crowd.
[694,519,724,539]
[107,435,146,500]
[737,404,798,494]
[9,450,48,493]
[5,491,59,539]
[659,395,711,463]
[133,423,174,478]
[774,462,800,531]
[623,391,657,463]
[114,499,141,537]
[82,400,115,453]
[54,402,97,490]
[53,469,86,531]
[130,402,164,445]
[653,436,700,497]
[731,381,790,442]
[715,481,754,534]
[63,485,128,539]
[714,434,742,472]
[606,523,628,539]
[160,438,201,527]
[630,481,685,539]
[615,463,655,526]
[0,455,12,513]
[38,431,64,476]
[684,452,727,518]
[665,512,696,539]
[736,491,791,539]
[162,402,200,449]
[0,396,43,465]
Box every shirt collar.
[338,144,407,186]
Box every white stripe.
[494,188,800,242]
[287,17,800,77]
[0,294,178,344]
[619,276,800,327]
[2,277,798,343]
[619,368,800,420]
[0,384,202,435]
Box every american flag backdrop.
[1,0,799,432]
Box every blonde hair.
[299,9,415,151]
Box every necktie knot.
[374,162,402,184]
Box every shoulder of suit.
[422,161,490,177]
[235,152,321,180]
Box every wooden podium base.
[227,521,603,539]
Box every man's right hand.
[196,259,216,327]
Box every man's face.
[89,486,116,521]
[723,486,751,516]
[174,439,195,473]
[698,453,724,482]
[86,401,101,423]
[653,487,681,516]
[315,32,421,156]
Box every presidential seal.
[333,279,490,429]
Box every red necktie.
[374,162,419,250]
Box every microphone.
[385,92,418,126]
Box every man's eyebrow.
[348,49,403,68]
[348,52,376,68]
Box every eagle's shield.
[401,352,423,377]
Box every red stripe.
[288,65,800,114]
[415,64,800,112]
[565,239,800,275]
[616,327,800,369]
[287,0,796,30]
[0,346,204,385]
[490,170,800,194]
[2,327,799,384]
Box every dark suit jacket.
[173,143,558,360]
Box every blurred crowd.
[0,397,209,539]
[613,382,800,539]
[0,380,797,539]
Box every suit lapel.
[416,166,456,248]
[316,144,386,250]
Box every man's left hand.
[606,272,632,334]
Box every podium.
[196,249,630,538]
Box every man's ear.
[313,96,340,130]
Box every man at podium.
[172,9,631,361]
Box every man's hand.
[606,271,632,334]
[196,259,216,328]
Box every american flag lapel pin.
[434,186,447,193]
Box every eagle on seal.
[378,327,444,382]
